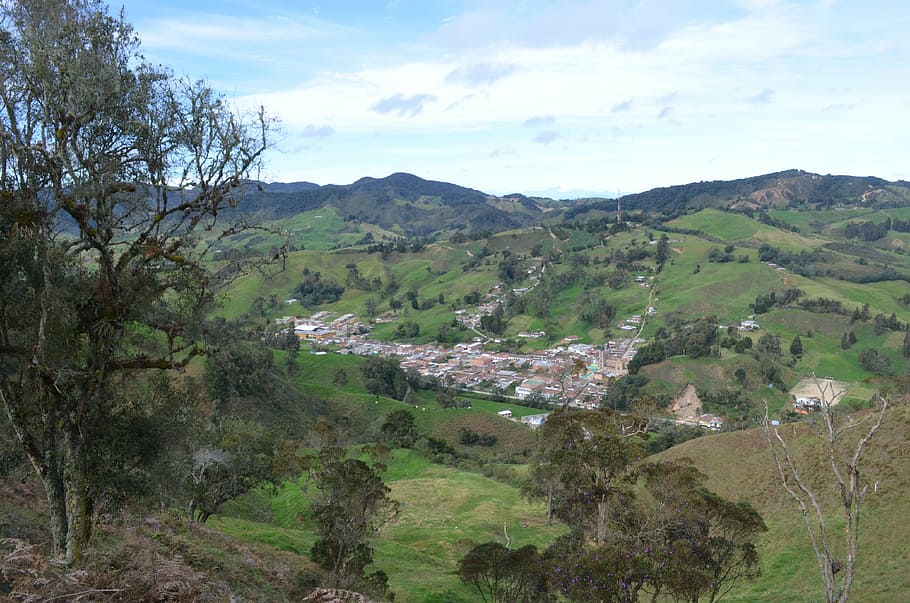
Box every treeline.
[844,218,891,241]
[466,410,769,603]
[627,316,719,373]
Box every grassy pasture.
[217,448,562,602]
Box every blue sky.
[122,0,910,197]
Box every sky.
[120,0,910,198]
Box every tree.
[756,333,782,359]
[858,348,891,375]
[790,334,804,357]
[364,296,378,319]
[655,234,670,267]
[457,541,546,603]
[380,409,418,448]
[203,336,277,401]
[538,457,765,603]
[361,356,409,400]
[305,447,399,590]
[904,329,910,358]
[185,417,279,523]
[763,382,888,603]
[638,461,766,602]
[480,304,507,335]
[529,410,643,544]
[0,0,277,563]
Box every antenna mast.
[616,190,622,224]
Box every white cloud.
[532,130,559,144]
[301,124,336,138]
[233,0,910,194]
[524,115,555,127]
[371,93,438,117]
[747,88,775,104]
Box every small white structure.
[497,409,513,419]
[520,413,550,429]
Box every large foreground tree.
[0,0,277,563]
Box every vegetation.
[0,0,277,564]
[764,388,889,603]
[4,3,910,601]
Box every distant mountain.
[259,181,320,193]
[232,172,546,237]
[217,170,910,239]
[560,170,910,221]
[617,169,910,213]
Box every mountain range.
[231,169,910,238]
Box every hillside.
[223,172,546,240]
[223,170,910,244]
[655,402,910,601]
[562,170,910,219]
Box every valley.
[3,3,909,601]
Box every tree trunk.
[596,497,608,544]
[546,488,553,526]
[41,462,68,555]
[4,394,69,555]
[63,427,90,565]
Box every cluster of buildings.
[276,311,643,409]
[276,311,370,342]
[277,268,655,411]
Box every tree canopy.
[0,0,278,563]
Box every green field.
[217,448,564,602]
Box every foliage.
[858,348,892,375]
[576,292,617,328]
[304,447,399,591]
[459,427,498,447]
[380,409,419,448]
[0,0,277,563]
[204,335,277,401]
[457,542,548,603]
[361,356,409,400]
[481,305,507,335]
[527,410,645,544]
[536,458,766,603]
[294,270,345,307]
[185,417,279,523]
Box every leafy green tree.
[0,0,276,563]
[362,356,409,400]
[529,410,644,544]
[757,333,782,359]
[480,305,507,335]
[305,447,399,590]
[790,334,804,357]
[859,348,892,375]
[294,271,344,306]
[380,409,418,448]
[638,462,766,602]
[185,417,279,523]
[458,542,547,603]
[577,292,617,328]
[903,329,910,358]
[364,296,378,319]
[655,234,670,266]
[204,337,277,401]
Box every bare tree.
[763,379,888,603]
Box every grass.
[217,448,564,602]
[656,403,910,602]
